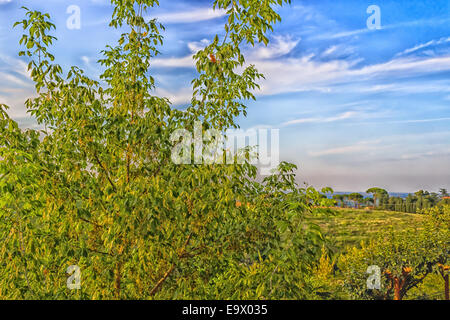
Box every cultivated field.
[310,208,426,251]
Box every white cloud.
[154,87,192,106]
[187,39,210,54]
[0,71,29,87]
[345,82,450,95]
[313,17,450,41]
[152,38,209,69]
[388,117,450,124]
[322,45,338,56]
[308,140,382,157]
[152,55,194,68]
[316,27,374,40]
[148,8,226,24]
[282,111,358,126]
[354,55,450,78]
[149,38,450,99]
[0,56,32,90]
[254,54,450,96]
[0,55,35,118]
[0,88,36,119]
[321,44,356,59]
[0,55,30,78]
[251,54,360,95]
[395,37,450,57]
[81,56,90,65]
[399,150,450,161]
[251,35,299,60]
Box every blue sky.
[0,0,449,192]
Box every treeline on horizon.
[329,187,450,213]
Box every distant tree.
[415,190,430,198]
[348,193,364,209]
[332,194,345,208]
[413,191,440,212]
[429,193,440,206]
[365,197,374,208]
[366,188,388,208]
[440,188,449,198]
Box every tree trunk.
[394,277,402,300]
[114,262,122,299]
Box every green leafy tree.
[348,193,363,209]
[0,1,336,300]
[439,188,449,198]
[366,187,388,209]
[332,194,345,208]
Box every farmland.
[310,208,426,252]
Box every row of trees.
[332,188,450,213]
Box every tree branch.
[93,152,117,192]
[149,233,193,297]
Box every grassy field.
[309,207,426,252]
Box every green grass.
[309,207,426,252]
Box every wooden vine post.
[438,264,449,300]
[385,267,412,300]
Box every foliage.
[0,0,342,300]
[304,247,349,300]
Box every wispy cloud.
[149,38,450,101]
[308,140,382,157]
[148,8,226,24]
[154,87,192,106]
[395,37,450,57]
[86,6,227,27]
[187,39,210,53]
[282,111,358,126]
[388,117,450,124]
[313,17,450,40]
[152,55,194,68]
[399,150,450,161]
[254,54,450,96]
[251,35,300,60]
[0,55,35,118]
